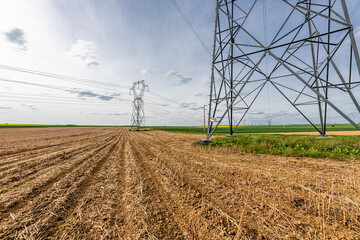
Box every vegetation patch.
[205,134,360,160]
[150,124,359,134]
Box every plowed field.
[0,127,359,239]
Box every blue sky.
[0,0,359,126]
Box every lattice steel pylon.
[129,80,149,131]
[202,0,360,142]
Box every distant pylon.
[202,0,360,142]
[129,80,148,131]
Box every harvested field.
[0,127,359,239]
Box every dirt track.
[0,127,359,239]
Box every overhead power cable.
[0,64,131,90]
[170,0,211,55]
[350,0,360,18]
[0,93,200,115]
[0,77,134,102]
[0,92,131,104]
[0,77,201,111]
[0,64,205,111]
[0,77,68,91]
[148,90,182,104]
[0,76,131,97]
[0,98,129,106]
[0,64,190,107]
[144,103,202,117]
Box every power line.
[0,64,131,90]
[0,77,68,91]
[332,0,360,43]
[0,77,201,111]
[0,64,206,114]
[0,94,199,115]
[0,92,131,104]
[350,0,360,18]
[0,76,129,97]
[0,77,134,102]
[148,90,181,104]
[8,47,144,83]
[170,0,211,55]
[0,77,186,110]
[144,103,203,117]
[1,57,196,107]
[0,64,191,107]
[0,98,129,106]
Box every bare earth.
[0,127,359,239]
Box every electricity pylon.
[202,0,360,142]
[130,80,148,131]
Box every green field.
[149,124,359,135]
[203,134,360,160]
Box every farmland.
[149,124,359,134]
[0,127,360,239]
[0,124,117,129]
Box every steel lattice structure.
[203,0,360,141]
[130,80,148,131]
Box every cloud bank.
[166,71,192,85]
[68,39,100,67]
[140,67,152,76]
[179,102,202,110]
[4,28,27,50]
[67,89,120,101]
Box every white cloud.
[195,92,208,97]
[354,26,360,38]
[4,28,27,50]
[179,102,201,110]
[67,89,120,101]
[251,111,265,115]
[165,70,192,85]
[67,39,100,67]
[140,67,152,76]
[21,104,37,111]
[343,26,360,45]
[107,112,129,116]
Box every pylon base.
[226,135,237,137]
[316,135,333,139]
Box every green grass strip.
[203,134,360,160]
[150,124,359,134]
